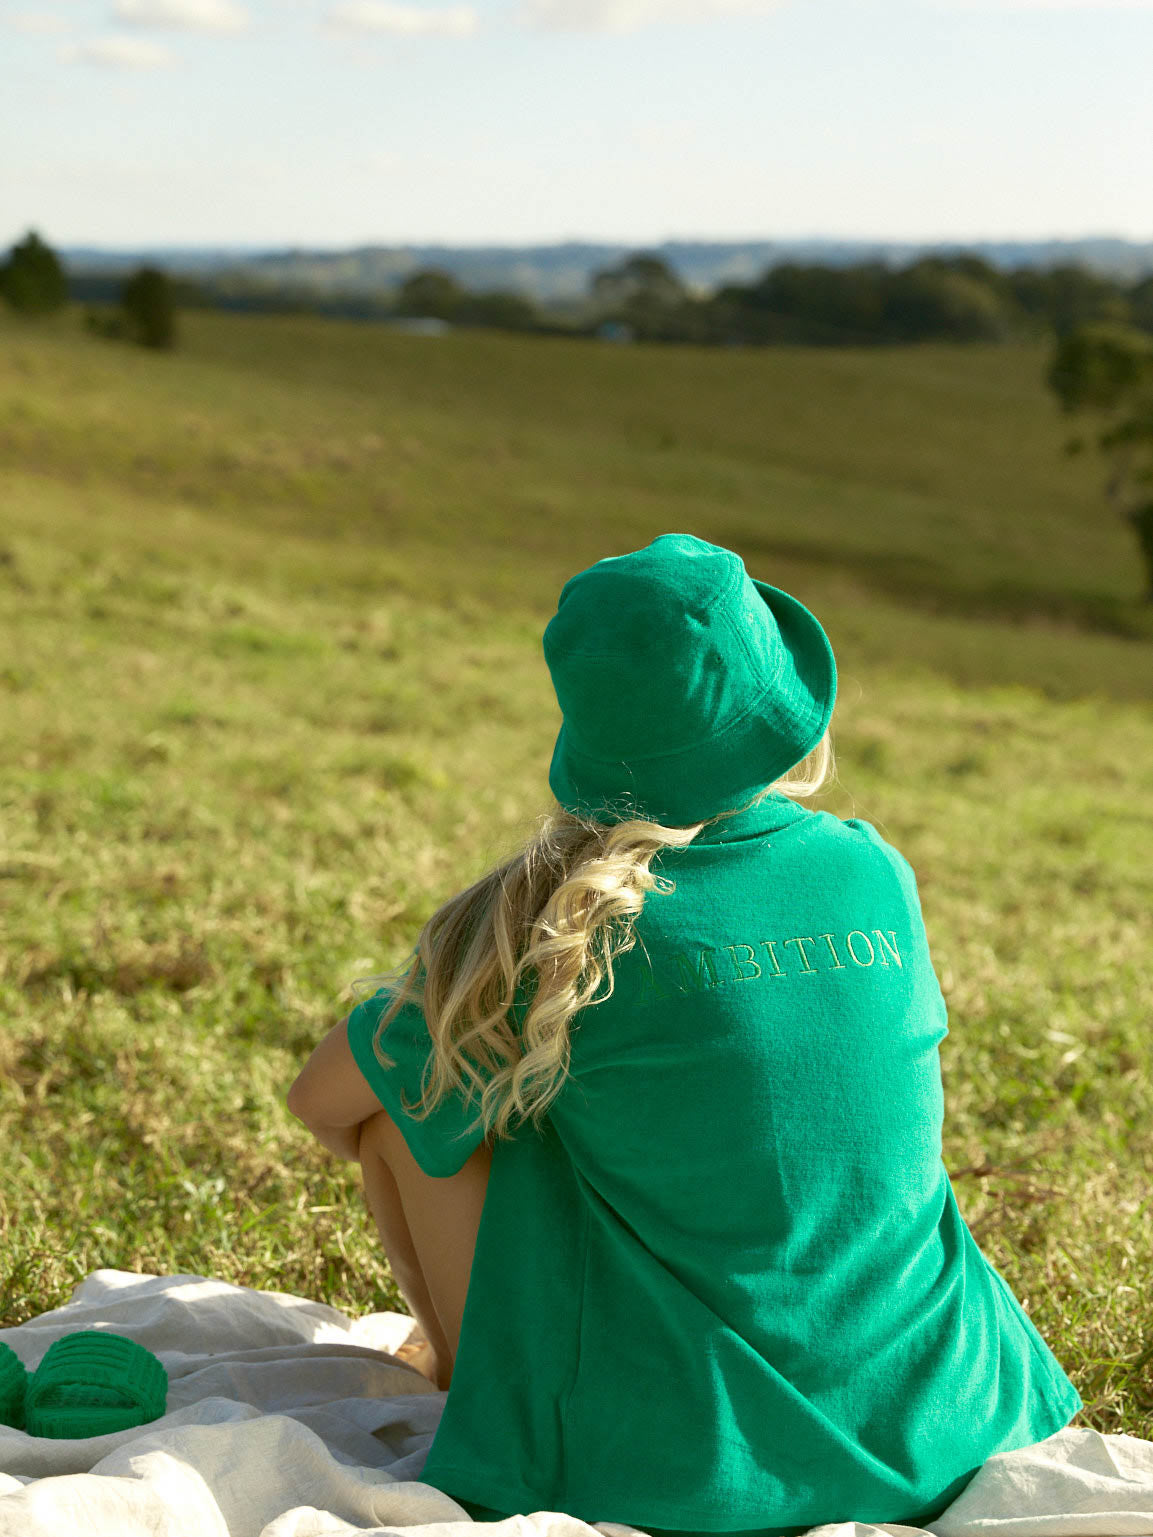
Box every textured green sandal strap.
[25,1331,168,1439]
[0,1341,29,1430]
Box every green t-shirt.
[346,791,1082,1535]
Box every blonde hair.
[349,726,835,1150]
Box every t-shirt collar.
[686,787,813,845]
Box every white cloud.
[113,0,250,30]
[324,0,478,33]
[65,32,174,63]
[514,0,785,30]
[4,10,71,31]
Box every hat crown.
[544,534,782,761]
[553,534,736,640]
[543,532,837,827]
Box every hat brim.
[749,576,838,760]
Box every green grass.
[1,306,1151,1444]
[7,304,1153,694]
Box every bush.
[394,269,465,320]
[0,230,68,316]
[84,306,126,341]
[121,266,177,349]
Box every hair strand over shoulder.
[347,728,835,1148]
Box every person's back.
[344,532,1082,1536]
[529,790,1082,1533]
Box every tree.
[715,258,1012,345]
[743,262,888,342]
[395,268,465,319]
[118,265,177,348]
[1047,322,1153,601]
[586,253,690,343]
[590,253,687,312]
[0,230,68,315]
[1129,275,1153,337]
[453,290,539,330]
[1014,264,1130,338]
[883,260,1011,342]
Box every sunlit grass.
[0,307,1150,1442]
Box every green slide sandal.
[0,1341,28,1431]
[0,1331,168,1439]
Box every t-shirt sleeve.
[346,971,491,1179]
[843,815,924,902]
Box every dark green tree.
[1013,263,1130,338]
[1047,322,1153,601]
[939,253,1007,290]
[0,230,68,315]
[1129,274,1153,337]
[587,253,690,342]
[714,257,1012,345]
[883,259,1011,341]
[741,262,887,342]
[120,265,177,349]
[395,268,465,319]
[590,253,687,313]
[453,290,539,330]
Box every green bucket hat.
[543,532,837,828]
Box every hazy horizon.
[34,231,1153,254]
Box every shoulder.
[823,812,927,913]
[801,807,919,881]
[832,812,912,865]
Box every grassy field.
[1,306,1151,1445]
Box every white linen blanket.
[1,1269,1151,1537]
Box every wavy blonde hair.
[349,726,835,1149]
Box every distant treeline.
[579,252,1153,346]
[2,232,177,348]
[8,228,1153,605]
[64,249,1153,347]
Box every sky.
[2,0,1150,248]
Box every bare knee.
[360,1109,494,1190]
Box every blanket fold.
[1,1271,1149,1537]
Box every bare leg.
[357,1109,493,1391]
[357,1128,454,1384]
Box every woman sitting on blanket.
[288,532,1082,1537]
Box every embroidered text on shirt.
[639,929,903,1001]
